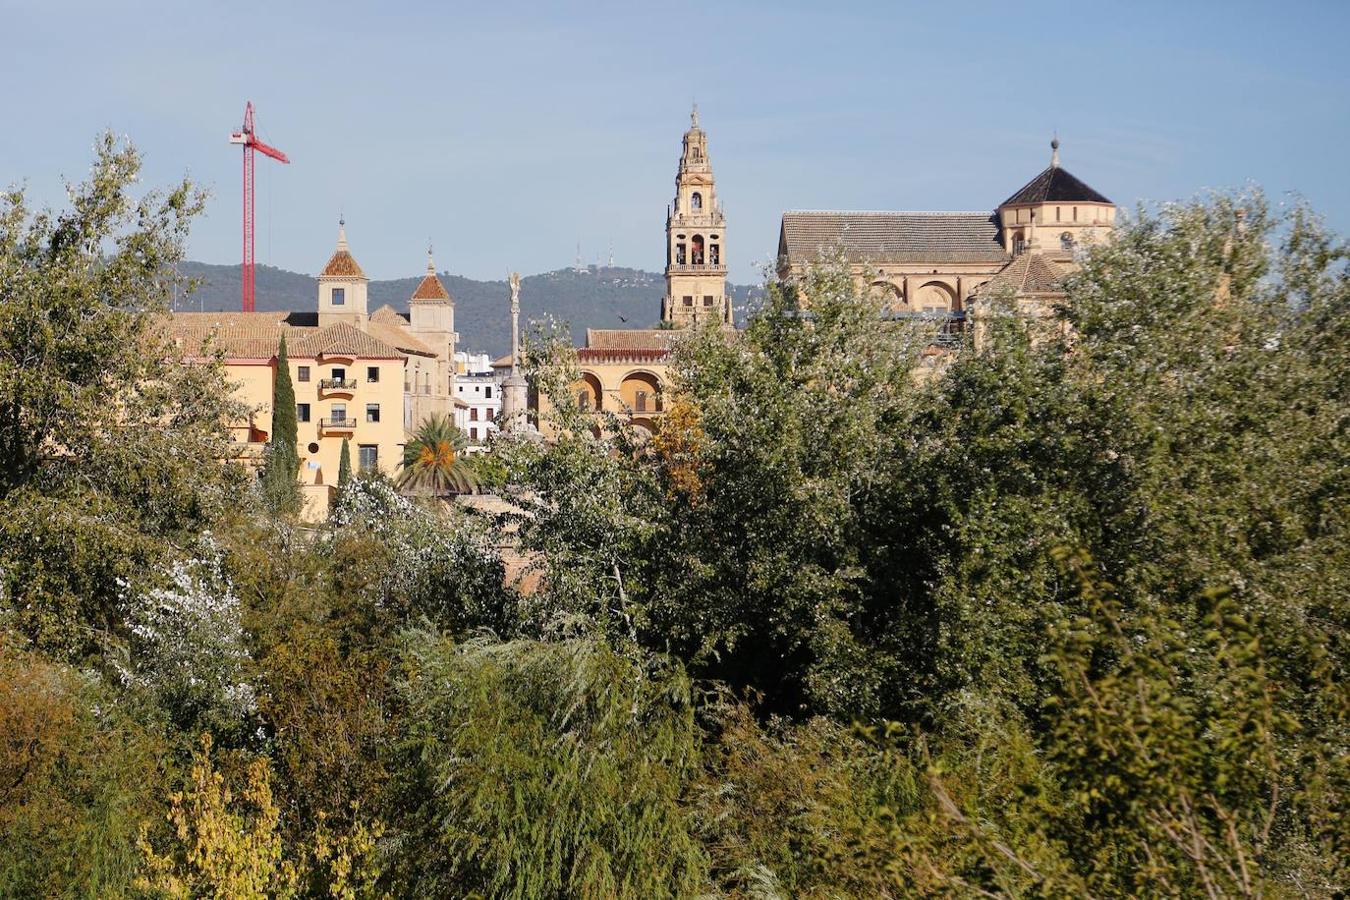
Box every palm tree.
[397,414,478,496]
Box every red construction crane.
[228,102,289,312]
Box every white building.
[454,351,502,445]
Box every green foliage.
[0,635,165,898]
[135,734,386,900]
[259,440,301,517]
[0,134,245,663]
[396,414,478,496]
[327,476,512,635]
[691,704,923,897]
[271,334,297,449]
[120,535,259,747]
[509,192,1349,892]
[3,136,1346,897]
[338,437,352,485]
[463,447,510,491]
[390,633,707,898]
[259,335,301,515]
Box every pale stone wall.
[317,274,369,328]
[998,201,1115,259]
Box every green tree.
[260,335,300,515]
[271,334,297,452]
[0,636,164,897]
[338,437,352,485]
[0,134,245,661]
[396,414,477,496]
[389,633,707,898]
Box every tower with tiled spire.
[408,245,458,393]
[996,138,1115,261]
[318,218,370,327]
[662,105,730,326]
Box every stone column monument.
[499,272,530,434]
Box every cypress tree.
[261,334,300,514]
[338,437,352,485]
[271,334,298,454]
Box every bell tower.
[662,105,730,327]
[317,219,369,328]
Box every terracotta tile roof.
[1001,165,1111,207]
[288,321,405,358]
[577,347,671,364]
[975,253,1067,297]
[779,211,1009,265]
[584,328,680,350]
[164,312,406,360]
[367,320,436,357]
[164,311,297,359]
[320,249,366,278]
[370,304,409,325]
[411,271,451,301]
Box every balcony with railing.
[319,417,357,431]
[666,211,726,228]
[319,377,357,393]
[667,263,728,275]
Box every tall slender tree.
[338,438,352,486]
[261,334,299,513]
[271,335,297,453]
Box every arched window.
[690,235,705,265]
[1060,232,1075,252]
[691,192,702,210]
[577,390,589,410]
[636,390,648,413]
[710,243,720,265]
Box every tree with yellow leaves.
[649,396,707,503]
[137,734,386,900]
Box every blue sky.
[3,0,1348,285]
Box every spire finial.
[691,101,699,129]
[336,215,348,251]
[427,239,436,273]
[1050,134,1060,168]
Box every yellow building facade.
[168,223,462,510]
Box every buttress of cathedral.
[662,105,732,326]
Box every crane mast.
[228,102,289,311]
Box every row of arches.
[869,279,966,314]
[574,370,665,415]
[674,232,721,266]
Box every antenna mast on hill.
[228,102,290,311]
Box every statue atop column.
[508,271,521,376]
[499,271,533,436]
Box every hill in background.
[175,262,761,357]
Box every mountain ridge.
[174,262,760,357]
